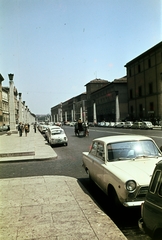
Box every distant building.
[85,77,127,122]
[125,41,162,123]
[51,92,87,123]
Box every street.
[1,126,161,239]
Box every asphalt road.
[1,126,161,239]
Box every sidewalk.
[0,129,57,162]
[0,129,127,240]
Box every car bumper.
[51,140,67,144]
[123,200,144,207]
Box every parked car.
[82,135,162,208]
[131,122,143,129]
[123,121,133,128]
[88,122,95,127]
[38,124,49,133]
[108,122,116,127]
[69,122,76,127]
[45,126,61,142]
[138,160,162,240]
[48,128,68,146]
[140,121,153,130]
[0,125,9,131]
[105,122,109,127]
[115,122,125,128]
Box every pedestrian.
[24,123,29,137]
[34,122,37,133]
[18,122,23,137]
[27,123,30,132]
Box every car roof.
[93,135,152,144]
[49,126,61,129]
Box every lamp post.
[18,93,22,123]
[8,73,17,132]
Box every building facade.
[51,93,87,123]
[2,87,9,126]
[125,41,162,123]
[87,77,128,123]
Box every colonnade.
[8,74,35,132]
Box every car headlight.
[126,180,136,192]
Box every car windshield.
[51,130,64,135]
[107,140,161,162]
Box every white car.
[123,121,133,128]
[140,121,153,129]
[115,122,125,128]
[82,135,162,208]
[45,125,61,142]
[48,128,68,146]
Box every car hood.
[106,157,162,184]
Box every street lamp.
[8,73,14,81]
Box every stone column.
[18,93,22,123]
[71,109,73,122]
[8,74,17,132]
[93,102,97,125]
[73,100,75,121]
[80,106,83,121]
[65,111,67,122]
[115,91,120,122]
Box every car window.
[90,141,98,156]
[107,142,130,161]
[158,180,162,197]
[150,170,161,194]
[51,129,63,135]
[107,140,161,161]
[96,142,105,161]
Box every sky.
[0,0,161,115]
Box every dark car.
[138,160,162,240]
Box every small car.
[69,122,76,127]
[45,126,61,142]
[123,121,133,128]
[48,128,68,146]
[82,135,162,208]
[140,121,153,130]
[115,122,125,128]
[138,160,162,240]
[131,122,143,129]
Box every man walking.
[34,122,37,133]
[18,122,23,137]
[24,123,29,137]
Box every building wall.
[125,41,162,122]
[0,74,4,126]
[51,93,87,123]
[2,87,9,126]
[88,78,128,122]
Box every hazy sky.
[1,0,161,114]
